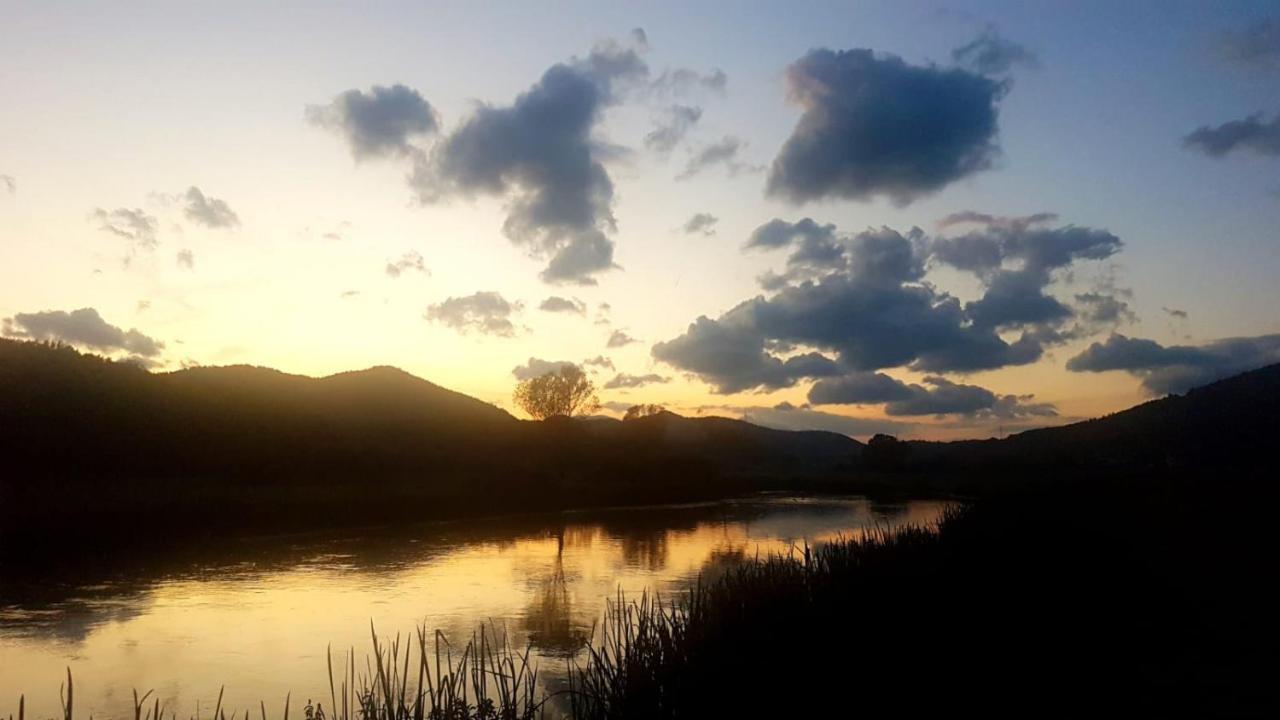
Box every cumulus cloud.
[607,330,640,348]
[682,213,718,236]
[386,250,428,278]
[183,186,240,228]
[2,307,164,358]
[1183,113,1280,158]
[655,214,1122,394]
[539,296,586,314]
[307,84,438,160]
[645,104,701,153]
[1067,333,1280,394]
[677,136,756,180]
[951,26,1039,75]
[767,48,1006,205]
[411,37,648,285]
[604,372,670,389]
[512,357,577,381]
[1218,17,1280,68]
[176,249,195,269]
[426,291,522,337]
[91,207,159,252]
[808,371,1055,418]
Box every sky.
[2,0,1279,440]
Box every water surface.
[0,495,951,718]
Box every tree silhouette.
[623,404,666,421]
[512,364,600,419]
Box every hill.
[0,340,861,543]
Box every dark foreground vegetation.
[7,480,1273,718]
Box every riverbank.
[6,480,1271,718]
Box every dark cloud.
[183,186,240,228]
[425,291,521,337]
[682,213,718,236]
[1183,113,1280,158]
[1218,17,1280,68]
[1074,291,1136,327]
[951,26,1039,75]
[307,84,438,160]
[1067,333,1280,394]
[2,307,164,358]
[655,215,1122,394]
[607,330,640,348]
[1162,306,1189,320]
[176,249,195,270]
[412,38,648,285]
[677,136,757,180]
[604,372,670,389]
[809,371,1055,418]
[385,250,428,278]
[645,104,701,153]
[512,357,577,381]
[766,48,1006,205]
[91,207,159,252]
[539,296,586,314]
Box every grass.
[7,485,1273,718]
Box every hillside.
[894,360,1280,482]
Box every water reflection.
[0,495,951,719]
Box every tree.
[623,404,666,421]
[513,365,600,420]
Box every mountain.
[889,361,1280,484]
[0,340,861,543]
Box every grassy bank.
[7,482,1272,718]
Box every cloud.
[645,104,701,153]
[307,84,438,160]
[677,136,757,180]
[1067,333,1280,394]
[766,48,1006,205]
[2,307,164,358]
[649,67,728,96]
[583,355,615,371]
[1218,17,1280,68]
[604,372,670,389]
[682,213,718,236]
[411,37,648,285]
[736,402,913,438]
[91,207,159,251]
[183,186,240,228]
[426,291,522,337]
[1183,113,1280,158]
[808,371,1055,418]
[539,296,586,314]
[1,175,14,194]
[655,215,1122,394]
[1074,291,1136,327]
[607,330,640,348]
[1162,306,1189,320]
[386,250,429,278]
[512,357,577,381]
[176,249,195,269]
[340,290,361,299]
[951,26,1039,75]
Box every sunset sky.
[3,1,1279,439]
